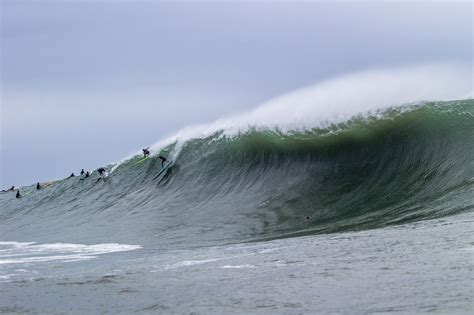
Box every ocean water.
[1,96,473,313]
[0,215,472,313]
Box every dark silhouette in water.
[80,171,90,180]
[36,183,42,190]
[16,191,22,198]
[158,156,167,167]
[2,186,15,192]
[96,168,107,182]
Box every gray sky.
[1,0,472,187]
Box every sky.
[1,0,472,187]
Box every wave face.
[1,100,473,249]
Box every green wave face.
[1,100,473,248]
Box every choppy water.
[0,214,472,313]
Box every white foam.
[221,264,256,269]
[0,241,142,265]
[111,63,472,169]
[164,258,221,270]
[0,241,36,248]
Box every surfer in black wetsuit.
[80,171,90,180]
[2,186,15,192]
[158,155,167,167]
[143,148,150,157]
[80,169,85,175]
[69,173,75,178]
[96,167,107,182]
[36,183,42,190]
[16,190,22,198]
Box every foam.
[221,264,256,269]
[0,241,142,265]
[164,258,221,270]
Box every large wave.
[1,65,473,249]
[140,63,472,160]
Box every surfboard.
[133,156,149,165]
[96,171,109,182]
[42,181,54,188]
[153,161,173,179]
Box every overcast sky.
[1,0,472,187]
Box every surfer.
[143,148,150,157]
[96,167,108,182]
[80,171,90,180]
[36,183,42,190]
[16,190,22,198]
[69,173,75,178]
[2,186,15,192]
[158,155,167,167]
[80,169,85,175]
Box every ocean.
[1,99,473,313]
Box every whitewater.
[1,64,473,313]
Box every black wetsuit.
[158,156,167,167]
[80,172,90,181]
[16,191,21,198]
[36,183,42,190]
[96,168,107,182]
[80,169,85,175]
[143,148,150,157]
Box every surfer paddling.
[2,185,16,192]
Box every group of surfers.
[3,148,167,199]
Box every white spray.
[110,63,472,173]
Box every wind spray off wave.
[140,63,472,159]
